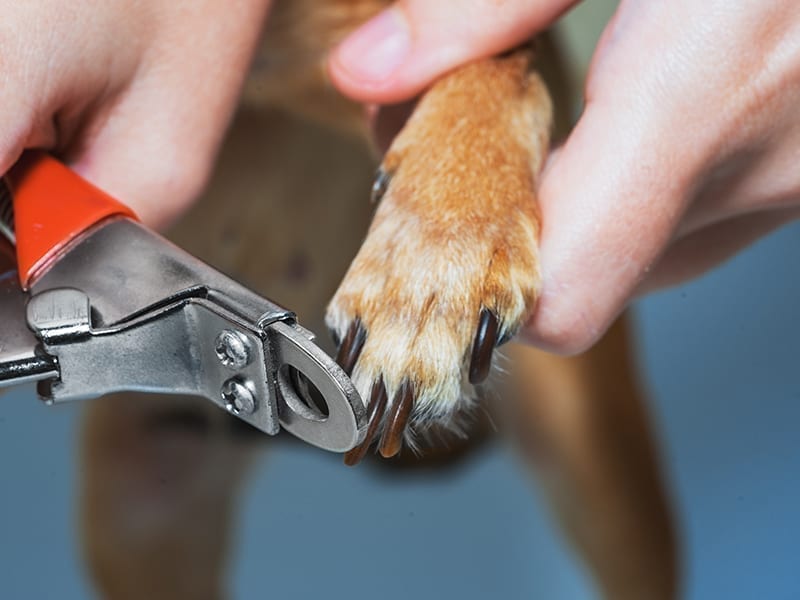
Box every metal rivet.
[215,329,253,369]
[221,377,256,415]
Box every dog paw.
[325,50,552,464]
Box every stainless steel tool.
[0,152,365,452]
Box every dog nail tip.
[343,449,365,467]
[469,309,499,384]
[378,443,401,459]
[378,426,403,458]
[378,382,414,458]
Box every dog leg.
[80,394,259,600]
[326,49,551,461]
[509,315,679,600]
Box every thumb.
[67,84,217,230]
[328,0,578,104]
[521,95,697,355]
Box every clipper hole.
[279,365,330,422]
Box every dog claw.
[378,381,414,458]
[370,168,392,204]
[469,309,499,384]
[343,379,388,466]
[496,329,513,347]
[335,319,366,376]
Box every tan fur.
[81,395,256,600]
[327,51,550,431]
[80,1,679,599]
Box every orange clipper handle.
[4,152,138,289]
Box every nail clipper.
[0,152,365,452]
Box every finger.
[65,3,269,229]
[638,207,800,294]
[676,149,800,239]
[64,79,226,228]
[328,0,579,104]
[520,0,800,354]
[0,125,29,180]
[521,98,695,355]
[0,95,56,177]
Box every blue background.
[1,221,798,599]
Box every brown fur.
[327,50,550,431]
[80,1,679,599]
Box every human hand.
[328,0,800,354]
[0,0,270,227]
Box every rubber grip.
[4,152,138,289]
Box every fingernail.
[334,8,410,83]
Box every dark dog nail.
[328,327,341,348]
[469,309,499,384]
[343,379,388,467]
[378,381,414,458]
[370,168,392,204]
[496,329,513,347]
[335,319,366,376]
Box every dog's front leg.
[80,394,258,600]
[510,316,679,600]
[327,48,550,460]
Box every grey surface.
[1,221,799,599]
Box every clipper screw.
[215,329,253,369]
[221,377,256,415]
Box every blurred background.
[2,220,798,599]
[1,1,799,598]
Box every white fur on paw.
[326,193,540,447]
